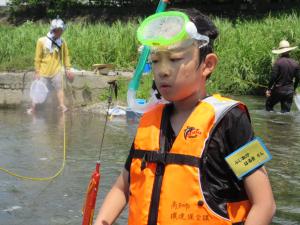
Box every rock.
[92,63,115,75]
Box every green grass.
[0,20,140,71]
[211,13,300,94]
[1,12,300,95]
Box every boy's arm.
[34,39,43,78]
[94,169,129,225]
[62,41,71,69]
[244,167,276,225]
[62,41,74,80]
[224,107,275,224]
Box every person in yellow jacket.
[95,9,276,225]
[28,18,73,114]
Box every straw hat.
[272,40,297,54]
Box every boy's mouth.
[159,84,171,91]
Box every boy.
[95,9,275,225]
[28,18,73,114]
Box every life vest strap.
[130,150,200,167]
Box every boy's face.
[53,28,63,39]
[151,43,217,102]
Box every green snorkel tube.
[127,0,168,113]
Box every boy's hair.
[169,8,219,64]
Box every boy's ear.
[201,53,218,78]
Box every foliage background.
[7,0,300,22]
[1,11,300,95]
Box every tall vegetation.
[0,20,139,71]
[8,0,300,22]
[211,13,300,94]
[1,12,300,94]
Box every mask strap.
[198,39,209,49]
[186,21,210,49]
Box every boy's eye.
[151,59,159,64]
[170,58,183,62]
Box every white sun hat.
[50,18,66,31]
[272,40,298,54]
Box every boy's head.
[137,9,219,102]
[50,18,65,39]
[175,8,219,64]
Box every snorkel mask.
[127,10,210,113]
[137,11,209,51]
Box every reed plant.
[0,20,139,71]
[211,12,300,94]
[1,12,300,95]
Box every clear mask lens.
[143,15,185,41]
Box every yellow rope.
[0,38,67,181]
[0,114,66,181]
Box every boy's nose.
[158,69,171,78]
[158,61,172,77]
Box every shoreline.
[0,70,133,110]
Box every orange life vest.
[128,95,251,225]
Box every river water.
[0,96,299,225]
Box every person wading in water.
[28,18,73,114]
[266,40,300,113]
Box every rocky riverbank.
[0,70,132,109]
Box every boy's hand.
[66,70,74,82]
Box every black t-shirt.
[125,104,256,218]
[268,56,300,93]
